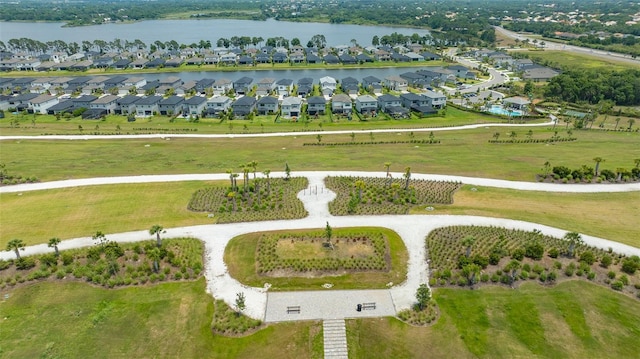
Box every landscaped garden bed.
[426,226,640,298]
[326,176,461,215]
[0,238,204,290]
[224,227,408,290]
[188,177,308,223]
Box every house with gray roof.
[231,96,257,118]
[158,95,184,116]
[115,95,140,115]
[90,95,119,114]
[281,97,302,118]
[355,95,378,114]
[256,78,276,96]
[421,90,447,110]
[503,97,531,111]
[233,77,254,95]
[307,96,326,115]
[206,96,232,116]
[183,96,207,117]
[29,94,59,114]
[276,79,294,96]
[135,95,162,117]
[213,79,233,95]
[256,96,279,115]
[331,94,352,114]
[384,76,408,91]
[46,99,75,115]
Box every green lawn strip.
[518,50,640,71]
[0,278,323,359]
[0,106,499,136]
[547,289,597,349]
[2,181,639,248]
[224,227,408,290]
[427,185,640,248]
[435,289,490,356]
[2,127,638,182]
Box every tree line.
[544,69,640,106]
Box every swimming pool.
[488,105,524,117]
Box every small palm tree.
[7,238,25,259]
[262,169,271,194]
[48,237,61,256]
[384,162,392,186]
[593,157,605,177]
[403,166,411,190]
[147,247,161,273]
[564,231,583,258]
[149,224,165,247]
[354,179,366,202]
[325,222,333,250]
[92,231,107,248]
[249,160,258,179]
[505,260,521,286]
[462,236,476,258]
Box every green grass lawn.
[520,50,640,71]
[2,127,638,183]
[0,106,500,136]
[2,181,639,248]
[224,227,408,290]
[2,279,637,358]
[348,281,640,359]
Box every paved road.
[444,48,507,95]
[2,171,639,321]
[494,26,640,66]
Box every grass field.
[1,279,638,358]
[514,50,640,71]
[2,127,638,183]
[2,181,639,248]
[348,281,640,359]
[224,227,408,290]
[0,106,501,136]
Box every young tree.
[593,157,605,177]
[285,162,291,180]
[415,283,431,310]
[462,236,476,258]
[462,263,481,286]
[564,231,583,258]
[149,224,165,247]
[48,237,61,256]
[384,162,392,186]
[147,247,161,273]
[7,238,25,259]
[235,292,246,316]
[262,169,271,194]
[354,179,366,202]
[92,231,108,248]
[505,260,521,285]
[403,166,411,190]
[325,221,333,249]
[249,160,259,179]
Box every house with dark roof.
[378,94,409,118]
[115,95,140,115]
[362,76,382,92]
[307,96,326,115]
[233,77,254,95]
[195,78,215,94]
[339,54,357,64]
[400,93,435,114]
[238,56,255,66]
[231,96,257,118]
[276,79,294,96]
[139,80,160,95]
[356,54,373,63]
[324,54,340,64]
[72,95,98,109]
[384,76,408,91]
[256,53,271,64]
[165,58,184,68]
[182,96,207,116]
[420,51,441,61]
[272,53,288,63]
[213,79,233,95]
[145,58,165,68]
[46,99,75,115]
[306,54,322,64]
[135,95,162,117]
[256,78,276,96]
[158,95,184,116]
[112,59,131,69]
[256,96,279,115]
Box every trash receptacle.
[356,304,362,312]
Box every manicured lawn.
[417,185,640,248]
[0,278,323,359]
[2,180,639,248]
[348,281,640,359]
[224,227,408,290]
[518,50,640,70]
[2,127,638,183]
[0,105,499,136]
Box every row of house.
[470,49,559,82]
[0,88,447,120]
[0,44,443,72]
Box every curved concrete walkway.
[0,121,554,141]
[2,172,639,321]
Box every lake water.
[0,18,430,48]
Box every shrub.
[489,252,501,265]
[554,261,562,270]
[587,271,596,280]
[564,264,575,277]
[472,255,489,269]
[511,248,525,261]
[548,271,557,282]
[0,260,11,271]
[15,257,36,270]
[579,251,596,265]
[548,248,559,258]
[61,253,74,265]
[490,273,500,282]
[600,254,612,268]
[611,281,624,291]
[621,256,640,274]
[620,275,629,286]
[607,271,616,279]
[525,242,544,260]
[39,253,58,267]
[480,273,489,282]
[539,272,547,282]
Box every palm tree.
[564,231,583,258]
[505,260,521,286]
[147,247,161,273]
[7,238,25,259]
[226,168,235,189]
[542,161,551,177]
[249,160,258,179]
[92,231,107,247]
[614,117,621,130]
[384,162,392,186]
[354,179,366,202]
[325,222,334,249]
[493,132,500,141]
[48,237,61,256]
[403,166,411,191]
[263,169,271,195]
[241,164,250,192]
[227,191,237,211]
[462,236,476,258]
[149,224,165,247]
[593,157,605,177]
[462,263,481,286]
[634,158,640,169]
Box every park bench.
[287,306,301,314]
[362,302,376,310]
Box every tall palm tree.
[226,168,235,189]
[149,225,164,247]
[462,236,476,258]
[48,237,61,256]
[593,157,605,177]
[354,179,366,202]
[262,169,271,195]
[403,166,411,191]
[147,247,161,273]
[227,191,237,211]
[249,160,258,179]
[384,162,391,186]
[7,238,25,259]
[564,231,583,258]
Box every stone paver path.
[323,319,349,359]
[265,289,395,322]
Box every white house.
[281,96,302,118]
[29,94,59,114]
